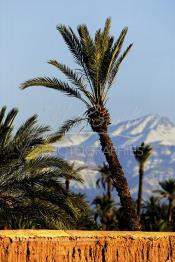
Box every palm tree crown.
[154,179,175,224]
[155,179,175,204]
[133,142,152,216]
[133,142,152,166]
[21,17,132,133]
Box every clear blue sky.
[0,0,175,130]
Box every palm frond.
[14,115,38,136]
[48,117,86,143]
[11,119,50,160]
[111,26,129,61]
[13,115,49,144]
[48,60,93,105]
[21,77,85,102]
[76,24,96,96]
[57,25,83,66]
[108,43,133,87]
[101,17,112,52]
[3,108,18,128]
[159,180,175,195]
[94,18,113,96]
[0,106,7,126]
[57,25,96,98]
[0,107,18,146]
[48,60,85,88]
[26,144,54,160]
[24,156,72,172]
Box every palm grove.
[1,18,174,231]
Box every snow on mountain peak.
[110,114,175,146]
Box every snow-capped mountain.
[54,114,175,201]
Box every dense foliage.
[0,106,93,229]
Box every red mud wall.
[0,230,175,262]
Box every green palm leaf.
[108,43,133,87]
[48,117,86,142]
[57,25,83,66]
[48,60,93,105]
[21,77,85,102]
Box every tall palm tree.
[0,106,89,229]
[21,18,140,230]
[133,142,152,216]
[154,179,175,223]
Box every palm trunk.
[168,199,173,223]
[137,164,144,216]
[98,130,141,231]
[65,179,70,192]
[107,179,112,201]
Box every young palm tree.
[154,179,175,223]
[21,18,141,230]
[96,163,113,200]
[65,163,85,192]
[133,142,152,216]
[0,106,89,229]
[92,195,118,230]
[141,196,167,231]
[94,163,118,230]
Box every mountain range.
[54,114,175,202]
